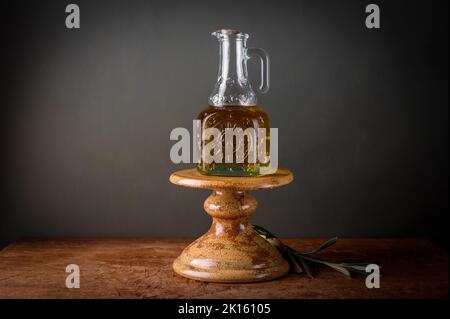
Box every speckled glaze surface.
[170,168,293,283]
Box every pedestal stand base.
[170,169,293,283]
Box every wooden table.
[0,238,447,299]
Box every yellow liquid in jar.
[196,105,270,176]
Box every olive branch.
[253,225,374,278]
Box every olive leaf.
[295,255,315,279]
[286,253,303,274]
[252,225,284,249]
[341,262,374,275]
[252,224,375,278]
[301,236,338,255]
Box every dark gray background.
[1,0,448,249]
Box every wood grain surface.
[0,238,447,299]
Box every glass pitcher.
[197,29,271,176]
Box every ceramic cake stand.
[169,168,294,283]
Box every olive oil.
[197,105,270,176]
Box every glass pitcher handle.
[247,48,270,94]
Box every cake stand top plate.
[170,168,294,191]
